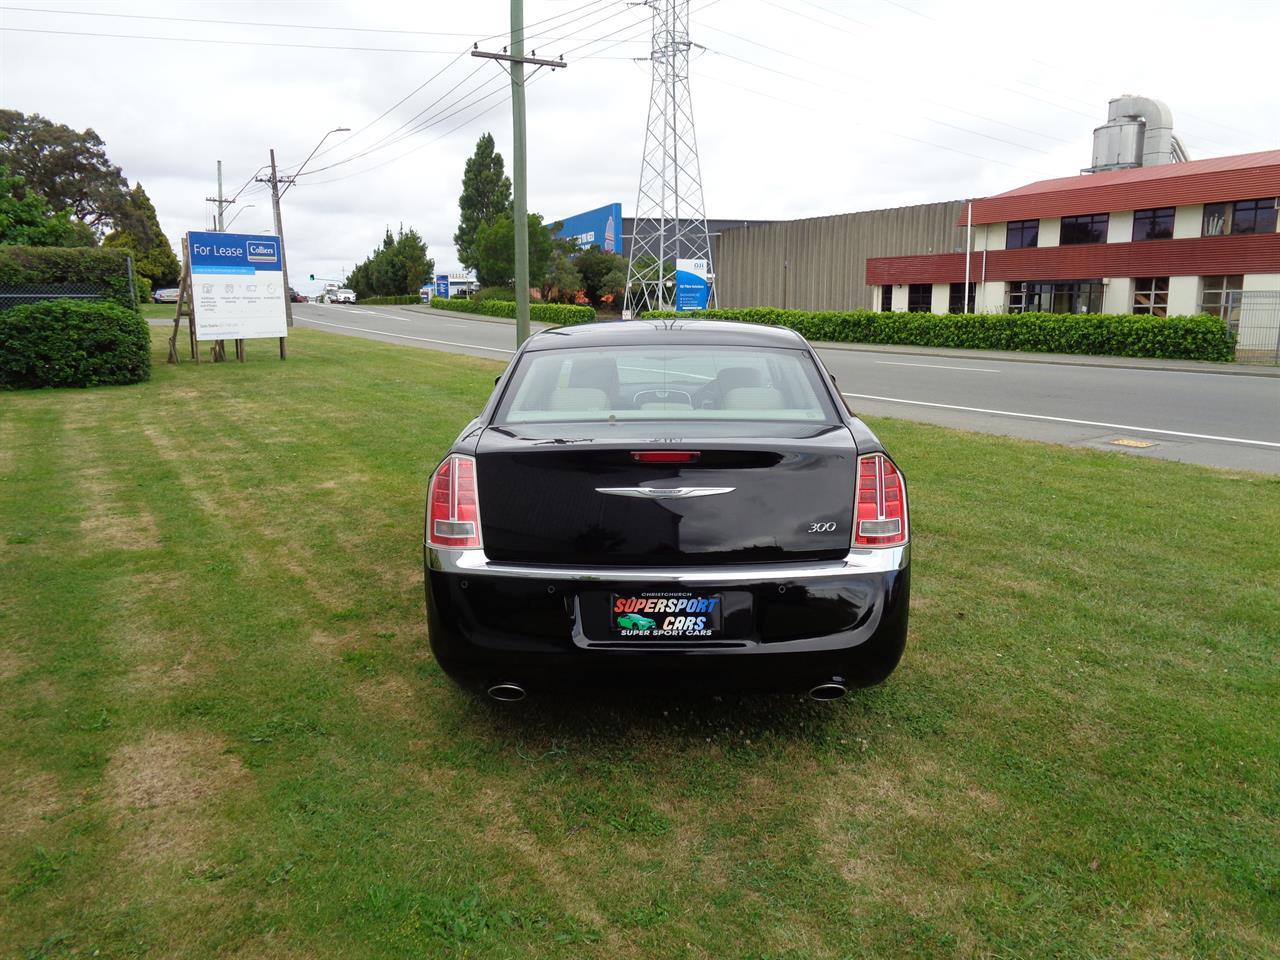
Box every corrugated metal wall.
[715,201,966,310]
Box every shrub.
[639,308,1237,362]
[0,245,138,311]
[429,296,595,325]
[359,294,420,305]
[0,299,151,389]
[472,286,516,302]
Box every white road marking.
[841,392,1280,449]
[299,317,514,354]
[875,360,999,373]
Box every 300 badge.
[611,593,723,638]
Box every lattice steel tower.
[624,0,714,315]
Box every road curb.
[811,341,1280,378]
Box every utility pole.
[472,17,566,347]
[510,0,530,346]
[259,149,293,326]
[205,159,234,232]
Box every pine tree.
[453,133,512,272]
[102,183,180,287]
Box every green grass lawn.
[139,303,175,320]
[1,328,1277,959]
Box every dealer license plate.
[610,592,723,639]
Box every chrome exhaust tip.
[486,682,527,702]
[808,680,848,701]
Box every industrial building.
[866,150,1280,329]
[706,96,1279,349]
[552,202,772,267]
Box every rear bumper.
[424,546,910,694]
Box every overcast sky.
[3,0,1278,293]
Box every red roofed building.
[865,150,1280,325]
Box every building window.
[880,284,892,311]
[1230,198,1278,235]
[1202,203,1229,236]
[1060,213,1109,245]
[1133,277,1170,317]
[1008,280,1102,314]
[1006,219,1039,249]
[907,283,932,312]
[1200,275,1244,323]
[1007,281,1052,313]
[948,282,975,314]
[1132,208,1175,241]
[1050,280,1104,313]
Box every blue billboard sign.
[435,274,450,298]
[186,230,287,339]
[554,202,623,253]
[675,258,711,311]
[188,231,283,275]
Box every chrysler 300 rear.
[424,321,909,700]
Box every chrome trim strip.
[425,544,908,583]
[595,486,736,499]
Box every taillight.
[632,450,701,463]
[427,454,483,549]
[853,453,908,547]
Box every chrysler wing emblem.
[596,486,736,499]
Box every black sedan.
[423,320,910,701]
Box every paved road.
[293,302,1280,474]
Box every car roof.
[524,319,807,351]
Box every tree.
[345,225,434,299]
[574,246,630,307]
[102,183,180,288]
[0,110,130,238]
[0,164,93,246]
[473,213,552,289]
[541,239,583,304]
[453,133,511,272]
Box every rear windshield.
[495,344,838,424]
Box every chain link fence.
[0,282,111,313]
[1224,290,1280,365]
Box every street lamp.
[280,126,350,197]
[223,203,255,230]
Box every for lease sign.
[187,231,287,340]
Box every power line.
[695,21,1071,147]
[698,69,1054,176]
[297,70,511,177]
[0,25,464,54]
[0,0,626,43]
[290,2,639,174]
[300,77,551,188]
[296,4,647,177]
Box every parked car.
[290,289,308,303]
[332,288,356,304]
[423,320,910,701]
[152,287,180,304]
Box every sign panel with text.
[675,258,711,312]
[187,231,287,340]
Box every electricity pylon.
[624,0,714,316]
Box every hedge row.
[635,308,1237,362]
[0,299,151,389]
[429,296,595,325]
[0,245,137,311]
[359,294,421,305]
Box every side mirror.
[494,374,502,385]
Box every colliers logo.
[246,240,278,263]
